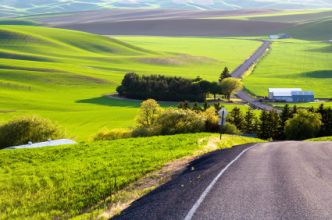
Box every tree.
[220,78,243,101]
[184,100,192,110]
[213,102,223,113]
[268,109,280,140]
[279,104,291,139]
[178,101,184,109]
[219,67,231,82]
[192,102,202,113]
[135,99,162,127]
[285,109,322,140]
[203,100,210,111]
[290,105,298,118]
[227,107,244,132]
[258,109,269,139]
[243,108,256,134]
[0,115,74,149]
[192,75,203,82]
[210,82,221,100]
[198,80,211,96]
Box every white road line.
[183,143,259,220]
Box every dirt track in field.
[48,19,296,36]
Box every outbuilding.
[268,35,278,39]
[279,33,292,39]
[269,88,314,102]
[268,88,301,99]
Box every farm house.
[268,88,314,102]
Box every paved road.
[231,40,276,111]
[231,41,271,78]
[110,142,332,220]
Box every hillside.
[0,133,264,220]
[0,26,262,141]
[2,0,332,17]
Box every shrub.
[222,123,242,134]
[88,127,131,142]
[284,109,322,140]
[156,108,206,135]
[0,115,73,149]
[135,99,162,127]
[131,127,160,138]
[201,107,219,132]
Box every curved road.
[110,142,332,220]
[231,40,276,111]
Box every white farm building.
[268,35,278,39]
[268,88,314,102]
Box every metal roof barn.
[3,139,77,150]
[268,88,302,99]
[291,91,314,102]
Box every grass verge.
[0,133,264,220]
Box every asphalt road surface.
[110,142,332,220]
[231,41,271,78]
[231,40,275,111]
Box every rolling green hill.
[0,18,41,26]
[0,133,264,220]
[0,26,261,141]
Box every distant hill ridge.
[2,0,332,18]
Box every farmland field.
[242,38,332,98]
[0,25,261,141]
[0,133,264,220]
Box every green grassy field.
[0,133,264,220]
[305,136,332,141]
[0,26,261,141]
[242,38,332,98]
[268,102,332,109]
[0,19,42,26]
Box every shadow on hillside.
[304,44,332,54]
[300,70,332,78]
[76,96,141,108]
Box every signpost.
[218,108,229,140]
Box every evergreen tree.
[290,105,298,118]
[203,100,210,111]
[219,67,231,82]
[316,103,328,137]
[213,102,223,113]
[243,108,256,134]
[227,107,245,132]
[183,100,192,110]
[308,106,315,112]
[279,104,291,140]
[178,102,184,109]
[258,109,269,139]
[268,109,280,140]
[192,102,202,113]
[325,107,332,136]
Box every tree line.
[116,67,242,102]
[225,103,331,140]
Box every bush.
[284,109,322,140]
[222,123,242,134]
[156,108,206,135]
[131,127,160,138]
[88,127,131,142]
[0,115,73,149]
[201,107,219,132]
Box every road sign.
[218,108,229,117]
[219,118,226,126]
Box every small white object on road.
[183,143,259,220]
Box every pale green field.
[243,38,332,98]
[208,10,332,23]
[0,26,261,141]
